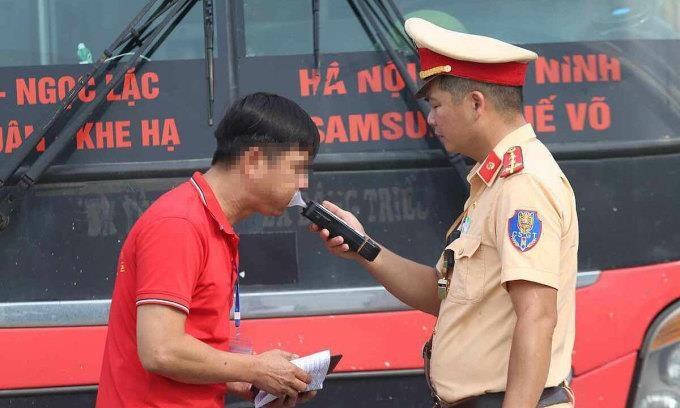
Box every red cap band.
[418,47,529,86]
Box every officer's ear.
[469,91,486,119]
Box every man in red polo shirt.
[97,92,320,408]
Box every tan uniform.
[430,124,578,404]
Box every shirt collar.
[189,172,237,236]
[467,124,537,186]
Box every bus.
[1,1,679,407]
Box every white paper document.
[254,350,331,408]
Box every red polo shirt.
[97,172,238,408]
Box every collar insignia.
[499,146,524,178]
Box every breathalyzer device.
[301,200,381,261]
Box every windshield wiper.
[0,0,198,191]
[347,0,470,193]
[203,0,215,125]
[312,0,321,71]
[0,0,200,232]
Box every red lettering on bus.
[524,96,557,133]
[383,62,405,98]
[95,122,115,149]
[313,111,432,143]
[115,121,132,148]
[77,123,95,150]
[141,119,160,147]
[160,118,180,152]
[141,72,160,99]
[572,55,598,83]
[25,125,44,152]
[565,103,587,131]
[535,58,560,85]
[535,54,621,84]
[58,76,76,101]
[588,97,611,130]
[105,74,122,101]
[299,68,321,97]
[2,121,22,153]
[357,65,381,94]
[381,112,403,140]
[404,111,427,139]
[348,114,380,142]
[38,76,57,104]
[323,62,347,96]
[325,115,348,143]
[16,78,37,106]
[311,116,325,142]
[78,77,96,103]
[0,122,41,154]
[121,69,141,106]
[598,54,621,81]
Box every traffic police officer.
[312,18,578,408]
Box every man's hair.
[433,75,524,116]
[212,92,320,166]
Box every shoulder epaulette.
[499,146,524,178]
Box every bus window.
[239,0,680,147]
[0,0,213,67]
[242,0,680,58]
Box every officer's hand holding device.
[289,192,381,262]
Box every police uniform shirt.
[430,124,579,403]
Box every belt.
[423,338,573,408]
[435,385,572,408]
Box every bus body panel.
[0,311,435,390]
[571,351,637,408]
[573,261,680,375]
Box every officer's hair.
[433,75,524,116]
[212,92,320,166]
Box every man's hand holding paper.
[254,350,339,408]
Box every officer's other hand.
[309,200,365,260]
[250,349,311,402]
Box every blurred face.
[256,148,310,216]
[425,84,474,154]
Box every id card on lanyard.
[229,258,253,354]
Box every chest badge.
[459,215,472,233]
[508,210,542,252]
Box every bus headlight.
[632,303,680,408]
[639,391,680,408]
[661,344,680,386]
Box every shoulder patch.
[508,210,542,252]
[499,146,524,178]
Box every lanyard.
[233,259,241,331]
[191,176,244,334]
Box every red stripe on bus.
[4,261,677,391]
[0,310,435,389]
[0,325,107,389]
[242,310,435,372]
